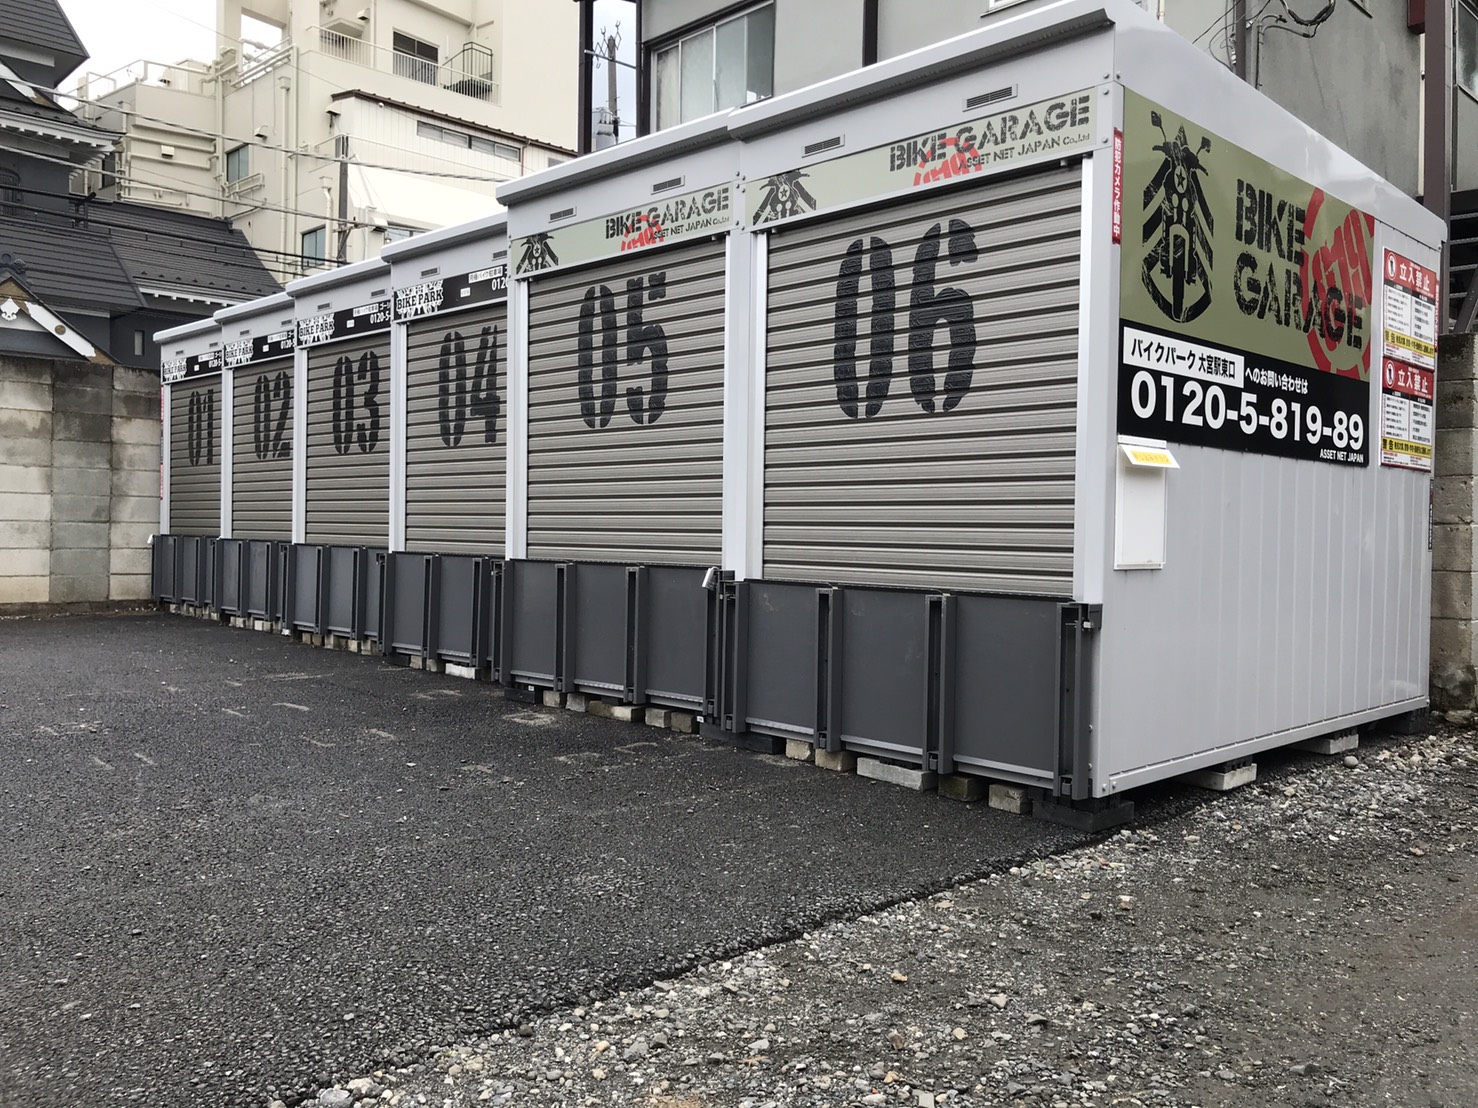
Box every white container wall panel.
[526,236,727,565]
[231,357,294,540]
[405,302,508,554]
[167,381,223,535]
[305,337,391,546]
[763,164,1082,594]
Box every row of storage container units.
[156,0,1442,806]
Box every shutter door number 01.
[186,388,215,466]
[833,219,981,418]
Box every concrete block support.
[1433,334,1478,716]
[857,757,938,791]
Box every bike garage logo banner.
[161,348,223,385]
[1118,91,1375,467]
[512,184,733,275]
[749,91,1095,227]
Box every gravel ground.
[308,731,1478,1108]
[0,613,1091,1108]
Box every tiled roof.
[95,202,281,301]
[2,0,88,77]
[0,215,143,312]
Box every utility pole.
[1423,0,1455,328]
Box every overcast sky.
[60,0,639,139]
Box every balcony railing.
[311,28,499,103]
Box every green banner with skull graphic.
[1117,90,1377,467]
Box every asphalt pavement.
[0,613,1088,1108]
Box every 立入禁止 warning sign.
[1380,251,1437,471]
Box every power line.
[0,193,327,275]
[58,83,532,184]
[15,142,373,229]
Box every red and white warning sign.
[1380,251,1437,471]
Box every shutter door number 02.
[833,218,982,418]
[252,370,291,460]
[577,273,668,429]
[331,351,383,455]
[186,388,215,466]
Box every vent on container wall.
[549,206,576,223]
[651,175,685,194]
[420,267,439,278]
[492,249,507,260]
[280,318,293,328]
[803,135,844,158]
[965,85,1016,112]
[371,287,386,297]
[317,301,331,310]
[239,328,250,336]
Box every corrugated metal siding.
[167,381,222,535]
[527,236,726,564]
[231,357,293,540]
[405,302,507,554]
[764,164,1082,594]
[305,336,390,546]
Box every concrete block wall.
[1433,333,1478,716]
[0,355,161,607]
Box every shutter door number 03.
[833,219,981,418]
[577,273,668,429]
[252,370,291,460]
[437,326,500,447]
[186,388,215,466]
[331,351,383,455]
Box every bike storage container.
[156,318,224,610]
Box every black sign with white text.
[1117,321,1369,467]
[394,264,508,321]
[161,349,223,385]
[223,329,295,369]
[296,298,393,347]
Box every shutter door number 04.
[437,325,500,447]
[252,370,291,460]
[186,388,215,466]
[577,272,668,429]
[331,351,383,455]
[833,219,981,418]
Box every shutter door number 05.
[186,388,215,466]
[331,351,383,455]
[577,272,668,429]
[252,370,291,460]
[437,326,500,447]
[833,219,981,418]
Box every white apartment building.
[74,0,577,281]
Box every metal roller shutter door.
[527,236,726,564]
[305,336,390,546]
[764,163,1082,595]
[167,381,222,535]
[231,357,294,540]
[405,302,507,554]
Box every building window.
[225,144,249,183]
[416,120,521,162]
[1461,1,1478,96]
[653,2,774,130]
[0,167,20,216]
[393,31,439,85]
[384,224,417,242]
[301,226,326,271]
[134,330,145,357]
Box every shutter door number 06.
[833,219,981,418]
